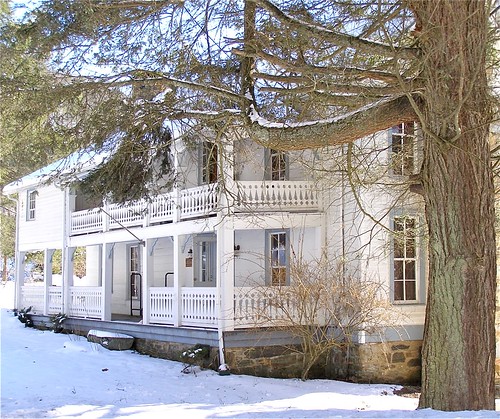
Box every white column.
[62,247,75,315]
[216,139,236,365]
[141,239,154,325]
[15,251,26,309]
[101,243,113,321]
[172,235,183,326]
[43,249,55,315]
[216,219,235,366]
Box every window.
[130,245,141,299]
[27,190,37,221]
[201,142,218,184]
[194,235,217,285]
[392,216,418,302]
[391,122,415,175]
[266,149,288,181]
[269,231,288,286]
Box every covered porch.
[19,285,293,329]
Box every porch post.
[217,221,235,330]
[62,247,75,315]
[216,139,236,365]
[43,249,55,315]
[141,238,154,325]
[101,243,113,321]
[172,235,182,326]
[15,251,26,310]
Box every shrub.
[49,312,67,333]
[14,307,34,327]
[180,344,211,374]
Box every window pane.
[404,122,415,136]
[272,267,286,286]
[405,280,416,300]
[394,280,404,301]
[392,124,402,134]
[394,260,403,280]
[405,261,416,280]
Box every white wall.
[18,185,65,251]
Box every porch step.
[87,329,134,351]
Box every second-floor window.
[391,122,416,176]
[266,149,288,181]
[27,190,37,221]
[201,142,218,184]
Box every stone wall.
[224,345,309,378]
[134,338,219,370]
[225,341,422,384]
[343,341,422,385]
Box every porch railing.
[234,287,299,328]
[148,287,218,327]
[20,286,45,314]
[48,287,63,314]
[70,181,319,235]
[181,287,217,326]
[68,287,102,319]
[235,181,319,211]
[180,184,218,219]
[19,284,305,329]
[149,287,176,324]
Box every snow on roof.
[2,147,111,195]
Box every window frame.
[129,244,141,300]
[193,234,217,286]
[390,122,416,176]
[26,190,37,221]
[390,213,425,304]
[199,142,218,185]
[266,229,290,286]
[265,148,289,181]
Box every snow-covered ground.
[1,282,499,418]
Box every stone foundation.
[134,338,219,370]
[343,341,422,385]
[225,340,422,384]
[224,345,310,378]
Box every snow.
[1,282,499,418]
[87,330,133,339]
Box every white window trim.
[26,190,37,221]
[266,229,290,286]
[199,142,218,185]
[265,148,289,181]
[389,122,417,176]
[128,244,142,300]
[390,213,426,304]
[193,234,217,286]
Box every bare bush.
[240,255,400,380]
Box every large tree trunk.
[412,0,496,411]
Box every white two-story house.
[3,124,426,383]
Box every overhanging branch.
[247,95,417,150]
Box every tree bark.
[411,0,496,411]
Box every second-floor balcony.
[70,181,320,235]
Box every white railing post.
[102,200,110,232]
